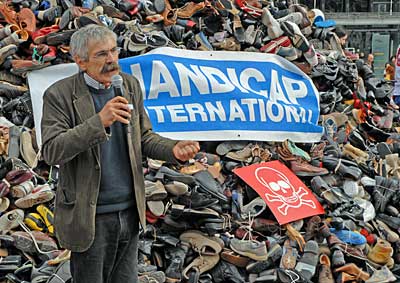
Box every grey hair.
[70,24,117,61]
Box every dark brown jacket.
[41,72,177,252]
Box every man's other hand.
[173,141,200,161]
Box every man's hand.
[173,141,200,162]
[99,96,131,128]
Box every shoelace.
[17,219,58,255]
[284,269,300,283]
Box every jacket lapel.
[72,73,100,161]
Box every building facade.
[299,0,400,75]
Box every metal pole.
[314,0,316,9]
[391,0,393,15]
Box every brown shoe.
[180,230,224,255]
[318,254,334,283]
[280,239,298,269]
[180,161,206,175]
[11,59,51,74]
[176,1,205,18]
[336,272,357,283]
[304,215,321,241]
[182,254,219,280]
[17,8,36,35]
[289,157,329,177]
[221,248,250,268]
[334,263,370,282]
[225,144,253,162]
[367,239,394,268]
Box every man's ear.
[74,55,87,71]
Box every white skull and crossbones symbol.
[255,166,316,215]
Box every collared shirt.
[83,73,111,90]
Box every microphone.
[111,74,124,97]
[111,74,131,132]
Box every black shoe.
[376,213,400,230]
[172,190,219,210]
[210,261,245,283]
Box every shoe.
[318,254,334,283]
[10,180,34,198]
[334,263,370,282]
[230,238,268,261]
[182,254,219,280]
[172,190,218,209]
[36,6,62,23]
[15,184,54,208]
[36,204,54,236]
[24,213,47,232]
[295,240,319,280]
[261,7,283,39]
[12,230,57,253]
[0,209,24,232]
[367,239,394,268]
[0,30,29,48]
[221,248,250,268]
[164,181,188,196]
[144,180,167,201]
[366,266,396,283]
[216,141,249,155]
[138,271,166,283]
[210,260,245,283]
[194,170,228,203]
[180,230,224,256]
[330,228,367,245]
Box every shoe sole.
[15,191,54,209]
[231,245,268,261]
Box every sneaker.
[0,209,24,233]
[24,213,47,233]
[15,184,54,209]
[10,180,34,198]
[230,238,268,261]
[36,204,54,236]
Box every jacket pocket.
[57,186,76,206]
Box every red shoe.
[43,46,57,62]
[146,210,158,224]
[31,25,59,44]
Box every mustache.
[101,62,120,74]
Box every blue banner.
[119,47,323,142]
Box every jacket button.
[90,201,95,205]
[95,165,100,170]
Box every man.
[366,53,374,73]
[41,25,200,283]
[334,26,348,48]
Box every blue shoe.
[330,228,366,245]
[314,19,336,28]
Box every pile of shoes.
[0,0,398,282]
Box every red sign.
[233,160,324,225]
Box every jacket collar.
[72,72,96,123]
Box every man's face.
[368,54,374,63]
[75,37,120,86]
